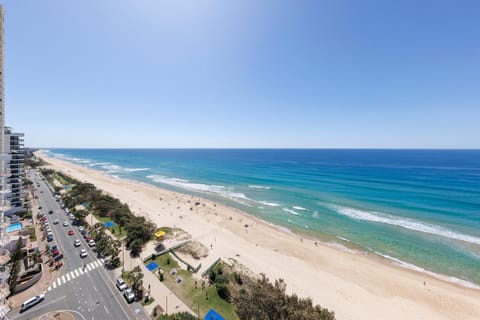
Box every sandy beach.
[36,151,480,320]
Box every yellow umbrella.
[155,230,165,239]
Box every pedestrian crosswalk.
[47,259,104,292]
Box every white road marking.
[93,286,98,292]
[75,269,79,277]
[104,305,109,314]
[70,271,76,279]
[79,268,84,275]
[93,261,100,268]
[53,281,57,289]
[61,275,66,284]
[66,273,71,281]
[87,264,92,271]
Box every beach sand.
[36,151,480,320]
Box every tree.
[233,274,335,320]
[8,237,24,293]
[216,283,231,302]
[130,265,144,293]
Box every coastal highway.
[9,169,150,320]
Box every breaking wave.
[147,175,249,201]
[330,205,480,245]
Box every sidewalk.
[8,207,60,309]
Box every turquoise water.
[44,149,480,287]
[6,222,23,233]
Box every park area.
[144,253,238,320]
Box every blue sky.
[3,0,480,148]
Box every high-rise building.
[0,6,11,319]
[5,128,24,214]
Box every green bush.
[216,283,231,302]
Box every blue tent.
[204,309,224,320]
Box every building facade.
[4,128,24,214]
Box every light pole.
[121,241,125,274]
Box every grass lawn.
[92,214,128,238]
[146,253,238,320]
[52,172,69,185]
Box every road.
[8,170,150,320]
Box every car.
[116,278,127,291]
[53,219,59,224]
[88,239,96,247]
[52,249,60,256]
[38,206,42,210]
[79,226,85,232]
[43,222,49,227]
[45,227,52,233]
[48,210,53,214]
[74,239,81,247]
[123,287,135,303]
[68,230,74,236]
[80,249,88,258]
[20,294,45,312]
[63,221,69,227]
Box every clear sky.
[3,0,480,148]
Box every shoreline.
[36,151,480,320]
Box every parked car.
[49,244,58,252]
[38,206,42,210]
[88,239,96,247]
[20,294,45,312]
[123,287,135,303]
[48,210,53,214]
[74,239,81,247]
[68,230,74,236]
[53,254,63,262]
[47,235,54,242]
[116,278,127,291]
[45,227,52,233]
[63,221,69,227]
[52,249,60,257]
[79,226,85,232]
[80,249,88,258]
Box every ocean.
[43,149,480,287]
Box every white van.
[21,294,45,312]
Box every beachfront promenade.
[87,213,194,316]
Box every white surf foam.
[89,162,111,167]
[330,204,480,245]
[258,201,281,207]
[147,175,249,201]
[123,168,150,172]
[283,208,301,216]
[336,236,350,242]
[100,164,150,174]
[249,185,271,190]
[373,251,480,290]
[312,211,320,219]
[292,206,308,211]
